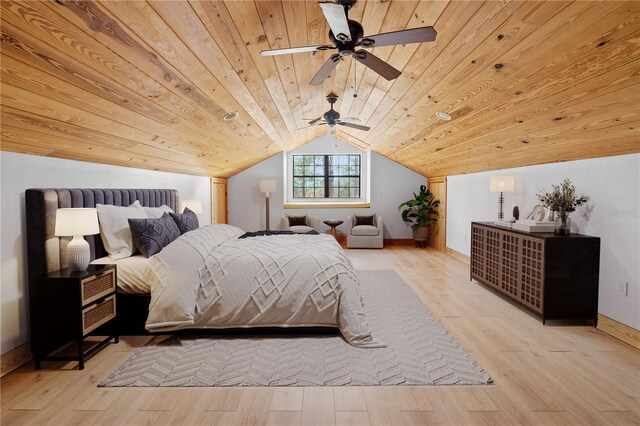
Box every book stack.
[493,221,514,228]
[512,219,555,232]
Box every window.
[292,154,361,199]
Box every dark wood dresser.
[470,222,600,325]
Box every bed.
[25,188,381,348]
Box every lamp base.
[497,192,505,221]
[67,236,90,271]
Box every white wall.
[0,152,212,354]
[228,135,427,239]
[447,153,640,329]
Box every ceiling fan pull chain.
[353,59,358,98]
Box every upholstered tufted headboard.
[25,188,179,283]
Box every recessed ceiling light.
[223,111,239,121]
[436,111,452,121]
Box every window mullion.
[324,155,329,198]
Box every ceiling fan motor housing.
[329,19,364,55]
[324,109,340,124]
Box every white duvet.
[144,225,384,348]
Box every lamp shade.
[181,199,203,214]
[55,208,99,237]
[259,179,276,194]
[490,175,515,192]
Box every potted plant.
[537,178,589,235]
[398,185,440,246]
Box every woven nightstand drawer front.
[81,269,115,306]
[82,295,116,335]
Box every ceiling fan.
[260,0,437,85]
[300,94,370,134]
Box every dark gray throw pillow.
[354,215,376,227]
[288,215,308,227]
[169,207,199,234]
[128,213,181,258]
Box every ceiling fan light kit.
[260,0,437,86]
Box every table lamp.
[55,208,99,271]
[490,175,515,221]
[259,179,276,230]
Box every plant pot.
[554,212,571,236]
[412,227,429,241]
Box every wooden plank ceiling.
[1,0,639,178]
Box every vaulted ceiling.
[1,1,639,178]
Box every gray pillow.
[128,213,181,258]
[169,207,199,234]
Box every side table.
[323,220,344,238]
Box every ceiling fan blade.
[319,3,351,42]
[361,27,437,48]
[338,122,370,131]
[339,117,361,122]
[308,117,324,125]
[354,50,401,81]
[294,122,327,130]
[260,45,335,56]
[310,54,341,85]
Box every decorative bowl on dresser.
[29,264,119,370]
[470,222,600,326]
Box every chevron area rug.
[100,270,492,387]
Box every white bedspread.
[144,225,384,348]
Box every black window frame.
[292,154,361,199]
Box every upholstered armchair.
[346,214,384,248]
[279,215,323,233]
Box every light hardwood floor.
[2,247,639,425]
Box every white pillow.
[96,200,147,260]
[143,204,174,219]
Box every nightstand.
[29,264,119,370]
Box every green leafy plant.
[398,185,440,230]
[537,178,589,214]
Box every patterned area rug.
[100,270,492,387]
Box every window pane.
[293,154,359,199]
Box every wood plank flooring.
[2,247,639,425]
